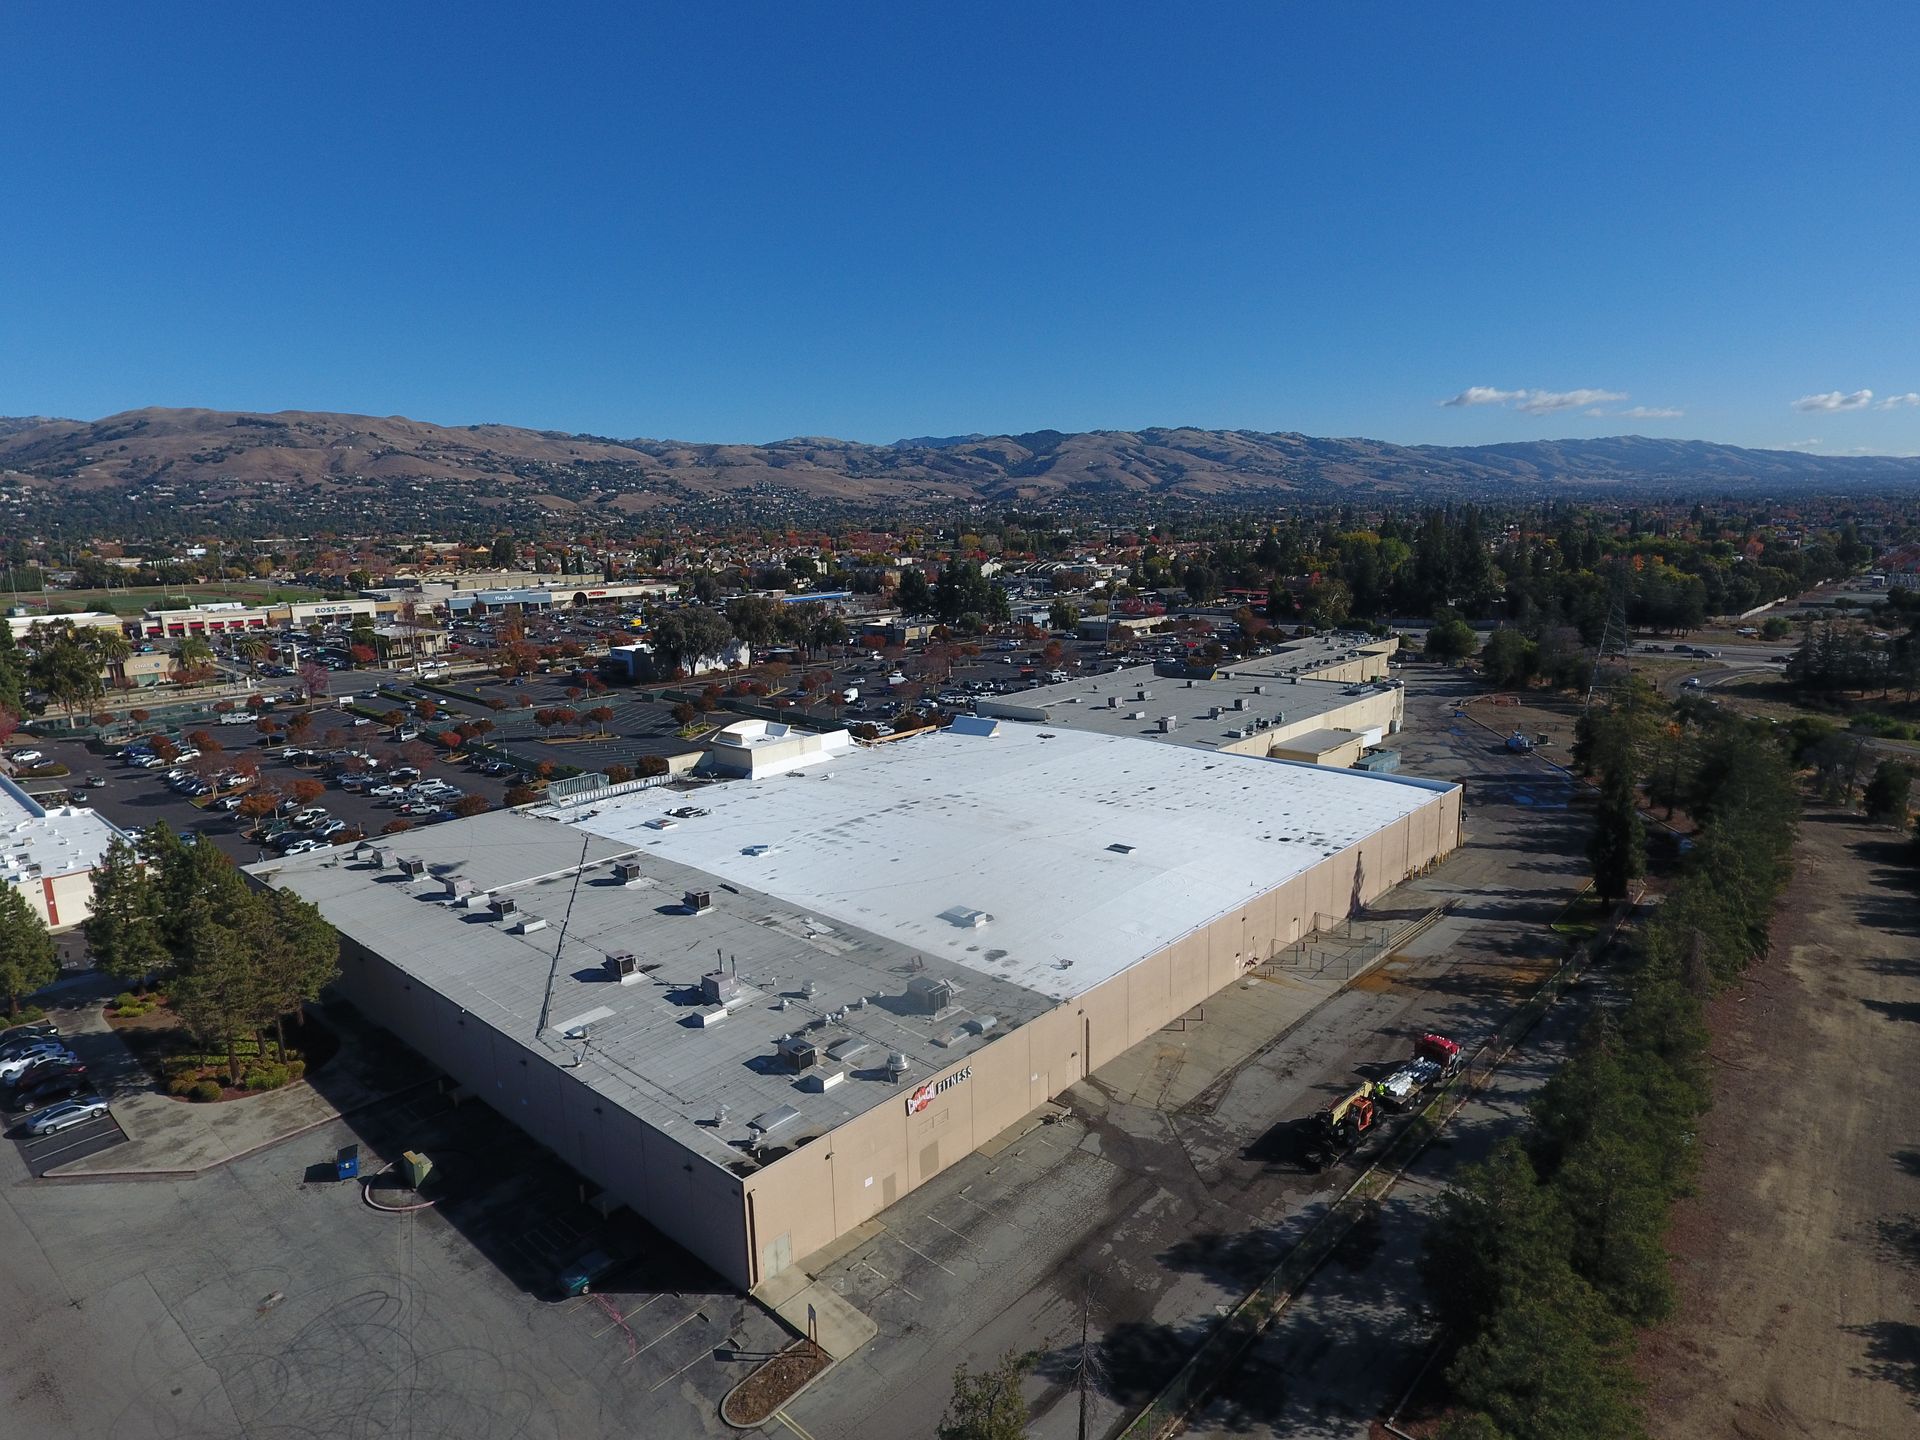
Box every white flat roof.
[0,777,126,885]
[562,723,1450,1001]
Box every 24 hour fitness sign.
[905,1066,972,1115]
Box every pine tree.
[0,884,56,1015]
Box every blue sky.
[3,3,1916,452]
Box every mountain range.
[3,407,1917,534]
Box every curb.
[36,1077,442,1184]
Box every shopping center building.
[254,716,1460,1292]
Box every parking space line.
[886,1232,957,1277]
[623,1309,705,1365]
[21,1120,123,1167]
[647,1348,709,1392]
[923,1213,972,1247]
[774,1409,820,1440]
[593,1291,670,1336]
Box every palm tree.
[174,635,215,681]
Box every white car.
[8,749,45,766]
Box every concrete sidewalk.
[34,984,434,1180]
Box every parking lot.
[14,727,519,865]
[10,1108,127,1175]
[0,1058,794,1440]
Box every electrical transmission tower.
[1585,556,1633,713]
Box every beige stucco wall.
[743,779,1461,1287]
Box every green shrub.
[114,992,138,1011]
[0,1007,48,1032]
[167,1075,199,1097]
[189,1079,223,1103]
[285,1059,306,1081]
[243,1064,292,1091]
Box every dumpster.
[335,1145,360,1181]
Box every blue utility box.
[335,1145,360,1181]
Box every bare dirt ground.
[1638,807,1920,1439]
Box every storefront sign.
[905,1066,971,1115]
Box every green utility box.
[400,1150,433,1189]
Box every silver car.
[23,1096,109,1136]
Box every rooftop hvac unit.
[885,1051,912,1081]
[398,856,427,878]
[1233,697,1249,711]
[611,859,645,886]
[905,974,957,1014]
[1158,715,1178,733]
[682,889,713,915]
[1107,696,1120,709]
[1254,683,1267,694]
[701,970,742,1006]
[441,876,473,901]
[826,1037,871,1065]
[798,1068,845,1092]
[1208,706,1222,719]
[515,915,548,934]
[488,894,518,919]
[1185,679,1195,688]
[604,951,643,985]
[370,847,391,869]
[775,1035,820,1071]
[1129,710,1146,720]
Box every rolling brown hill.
[3,406,1917,534]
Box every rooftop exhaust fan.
[604,951,643,985]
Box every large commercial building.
[256,717,1459,1293]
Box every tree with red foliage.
[298,661,329,698]
[129,708,151,725]
[452,795,491,818]
[585,705,614,737]
[349,644,377,667]
[290,778,325,806]
[381,818,414,835]
[415,699,439,722]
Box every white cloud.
[1780,438,1823,450]
[1443,385,1627,414]
[1792,389,1873,412]
[1878,392,1920,410]
[1443,386,1526,408]
[1620,405,1684,419]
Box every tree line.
[84,826,339,1080]
[1422,711,1800,1440]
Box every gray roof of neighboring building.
[251,808,1055,1175]
[979,663,1392,750]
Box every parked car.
[8,749,45,766]
[290,807,330,829]
[12,1073,95,1112]
[5,1058,84,1096]
[0,1019,60,1042]
[21,1097,110,1136]
[0,1046,77,1083]
[280,837,327,855]
[314,818,348,838]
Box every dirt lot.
[1638,808,1920,1437]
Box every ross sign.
[905,1066,972,1115]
